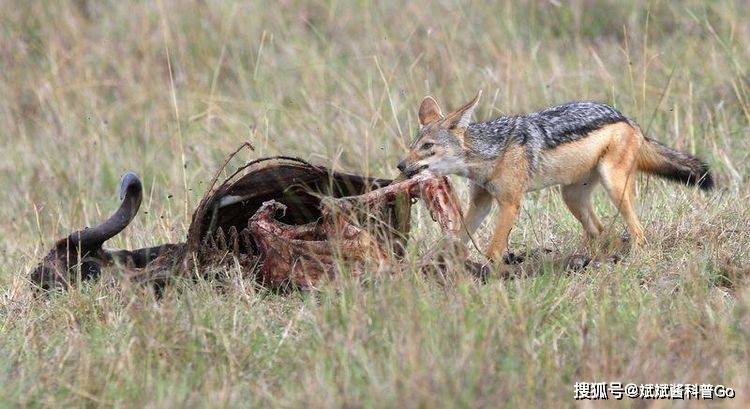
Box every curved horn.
[69,172,143,247]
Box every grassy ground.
[1,0,749,407]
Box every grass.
[1,0,749,407]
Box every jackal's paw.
[633,235,647,248]
[502,251,525,265]
[621,230,647,248]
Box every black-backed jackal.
[397,92,713,263]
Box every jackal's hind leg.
[561,176,604,248]
[598,156,646,247]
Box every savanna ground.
[1,0,749,407]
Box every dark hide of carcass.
[30,172,179,290]
[30,154,466,292]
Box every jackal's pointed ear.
[418,96,444,126]
[442,90,482,131]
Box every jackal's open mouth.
[403,165,428,178]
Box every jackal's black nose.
[397,161,406,172]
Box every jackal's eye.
[420,142,434,150]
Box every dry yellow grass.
[1,0,749,407]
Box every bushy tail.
[637,138,713,190]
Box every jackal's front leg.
[460,184,493,243]
[486,196,522,263]
[483,144,530,263]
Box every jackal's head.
[397,91,481,178]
